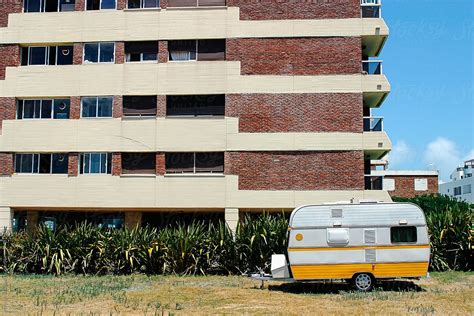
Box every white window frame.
[414,178,428,191]
[80,96,114,118]
[83,42,116,64]
[166,152,224,174]
[79,153,111,175]
[86,0,117,10]
[168,40,198,62]
[383,178,395,191]
[125,52,158,63]
[127,0,160,9]
[23,0,73,12]
[27,46,49,66]
[14,153,68,174]
[16,99,54,120]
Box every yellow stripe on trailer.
[288,244,430,252]
[291,262,429,280]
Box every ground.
[0,272,472,315]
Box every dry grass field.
[0,272,472,315]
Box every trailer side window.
[390,226,417,243]
[327,228,349,245]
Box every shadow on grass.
[268,279,425,294]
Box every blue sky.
[377,0,473,181]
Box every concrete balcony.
[0,174,392,210]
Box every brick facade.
[158,41,168,63]
[73,43,83,65]
[115,42,125,64]
[113,96,122,118]
[226,93,363,133]
[225,151,364,190]
[227,37,362,75]
[157,95,166,117]
[75,0,85,11]
[68,153,78,176]
[156,153,165,175]
[0,97,16,132]
[70,96,81,119]
[0,153,14,176]
[112,153,122,176]
[227,0,360,21]
[386,176,439,198]
[0,0,22,28]
[0,44,20,80]
[117,0,127,10]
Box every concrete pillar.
[124,212,142,229]
[0,207,12,233]
[26,211,39,232]
[225,208,239,235]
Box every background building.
[0,0,391,231]
[439,160,473,203]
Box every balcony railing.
[363,116,383,132]
[362,60,383,75]
[365,175,383,190]
[361,0,381,18]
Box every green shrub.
[393,195,473,271]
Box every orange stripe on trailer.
[288,244,430,252]
[291,262,429,280]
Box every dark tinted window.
[167,95,225,116]
[198,39,225,61]
[57,46,73,65]
[122,153,156,174]
[123,96,157,117]
[391,226,417,243]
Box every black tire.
[352,273,375,291]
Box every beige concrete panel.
[0,9,388,44]
[0,207,12,232]
[362,132,392,152]
[0,63,390,97]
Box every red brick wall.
[226,151,364,190]
[156,153,165,175]
[0,97,16,132]
[0,0,22,28]
[158,41,168,63]
[386,176,439,198]
[75,0,85,11]
[227,0,360,21]
[226,93,362,133]
[115,42,125,64]
[113,96,122,118]
[227,37,362,75]
[68,153,78,176]
[157,95,166,117]
[73,43,83,65]
[70,97,81,119]
[112,153,122,176]
[0,44,20,80]
[0,153,13,176]
[117,0,127,9]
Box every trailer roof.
[289,203,426,229]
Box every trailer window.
[326,228,349,245]
[390,226,417,243]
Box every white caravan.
[262,202,430,291]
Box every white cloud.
[423,137,473,181]
[386,140,415,168]
[463,149,474,162]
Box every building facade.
[440,160,474,203]
[0,0,391,231]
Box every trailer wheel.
[352,273,374,292]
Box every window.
[326,228,349,246]
[454,186,462,196]
[390,226,417,243]
[23,0,76,12]
[125,41,158,62]
[86,0,116,9]
[167,95,225,117]
[81,97,113,118]
[21,46,73,66]
[165,152,224,174]
[167,0,225,7]
[14,153,68,174]
[122,153,156,174]
[123,96,157,117]
[383,178,395,191]
[128,0,159,8]
[79,153,111,174]
[17,99,70,119]
[414,178,428,191]
[463,184,472,194]
[83,43,115,63]
[168,40,225,61]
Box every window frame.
[22,45,73,66]
[17,99,71,120]
[390,226,418,244]
[14,153,68,175]
[83,42,116,64]
[86,0,117,10]
[24,0,76,12]
[127,0,160,9]
[168,40,198,62]
[165,152,224,174]
[79,152,112,175]
[80,96,114,118]
[27,46,49,66]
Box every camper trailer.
[260,203,430,291]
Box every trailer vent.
[364,229,376,244]
[331,209,343,218]
[365,249,376,263]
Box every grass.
[0,272,472,315]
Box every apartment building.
[440,160,474,203]
[0,0,391,231]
